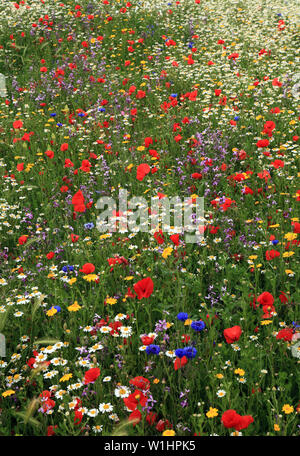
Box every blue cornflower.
[68,265,74,272]
[84,222,94,229]
[234,116,240,121]
[50,113,56,117]
[99,108,106,112]
[57,123,63,127]
[191,320,205,332]
[171,93,177,98]
[183,347,197,359]
[62,266,68,273]
[188,42,194,49]
[54,305,61,312]
[146,344,160,355]
[272,240,279,245]
[175,348,185,358]
[177,312,188,321]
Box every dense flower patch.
[0,0,299,436]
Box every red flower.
[256,139,269,148]
[79,263,95,274]
[234,415,254,431]
[45,150,54,159]
[154,230,164,244]
[265,250,280,261]
[71,234,79,243]
[129,376,150,391]
[223,325,242,344]
[18,235,28,245]
[221,410,241,428]
[170,234,180,246]
[46,252,55,260]
[276,328,293,342]
[174,356,188,371]
[128,409,142,426]
[72,190,85,212]
[141,336,154,346]
[146,411,158,425]
[134,277,154,300]
[13,120,23,129]
[124,390,148,411]
[83,367,100,384]
[136,163,150,181]
[257,292,274,307]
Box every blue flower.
[146,344,160,355]
[188,42,194,49]
[56,122,63,127]
[234,116,240,121]
[54,305,61,312]
[191,320,205,332]
[62,266,68,273]
[68,265,74,272]
[175,348,185,358]
[50,113,56,117]
[177,312,188,321]
[84,222,94,229]
[183,347,197,359]
[171,93,177,98]
[272,240,279,245]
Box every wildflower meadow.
[0,0,299,438]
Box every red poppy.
[276,328,293,342]
[124,390,148,411]
[129,376,150,390]
[136,163,150,181]
[128,409,142,426]
[133,277,154,300]
[18,235,28,245]
[80,263,95,274]
[256,139,269,148]
[265,250,280,261]
[257,292,274,307]
[174,356,188,371]
[170,234,180,246]
[83,367,100,384]
[223,325,242,344]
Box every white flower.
[216,389,226,398]
[99,402,113,413]
[114,386,130,398]
[87,409,99,418]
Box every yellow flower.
[234,368,245,376]
[162,247,173,259]
[2,390,15,397]
[106,297,117,305]
[284,233,297,241]
[137,146,145,151]
[153,378,160,384]
[46,307,58,317]
[261,320,273,325]
[216,373,224,379]
[68,301,81,312]
[206,407,218,418]
[274,424,280,431]
[282,404,294,414]
[184,319,193,326]
[68,277,77,285]
[83,274,98,282]
[162,430,175,436]
[59,373,73,382]
[282,251,294,258]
